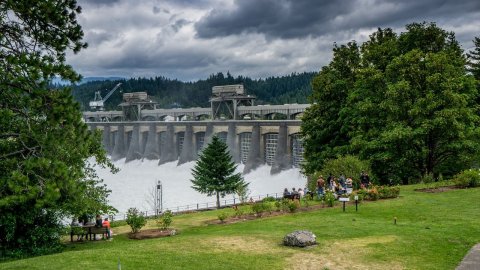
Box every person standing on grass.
[102,217,111,239]
[316,176,325,198]
[360,171,370,188]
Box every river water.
[95,159,307,215]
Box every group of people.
[316,171,371,198]
[71,214,112,240]
[283,187,305,200]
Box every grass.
[1,184,479,269]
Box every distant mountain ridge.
[70,72,317,111]
[52,76,124,85]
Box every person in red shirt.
[102,218,111,239]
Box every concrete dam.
[83,85,310,174]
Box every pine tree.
[1,0,116,256]
[467,37,480,81]
[191,136,248,208]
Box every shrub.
[366,186,379,201]
[453,169,480,188]
[324,191,336,207]
[301,197,310,208]
[126,208,147,233]
[421,173,435,184]
[274,200,282,211]
[349,191,364,202]
[233,207,244,217]
[377,186,400,199]
[281,198,291,212]
[252,202,271,216]
[288,200,300,212]
[157,210,173,230]
[217,212,228,223]
[262,196,277,202]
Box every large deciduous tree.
[302,22,480,184]
[191,136,248,208]
[0,0,116,257]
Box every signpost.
[339,197,349,212]
[354,195,359,212]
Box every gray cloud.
[195,0,480,40]
[171,19,190,32]
[153,6,170,14]
[67,0,480,81]
[196,0,353,39]
[78,0,120,6]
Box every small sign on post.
[354,195,359,212]
[339,197,349,212]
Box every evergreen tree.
[467,36,480,81]
[191,136,248,208]
[0,0,116,257]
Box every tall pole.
[155,180,163,215]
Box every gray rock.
[283,230,317,247]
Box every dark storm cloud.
[196,0,353,39]
[195,0,480,39]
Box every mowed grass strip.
[1,184,478,270]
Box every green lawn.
[1,184,479,270]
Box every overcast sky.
[69,0,480,81]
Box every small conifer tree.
[191,136,248,208]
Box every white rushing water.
[94,159,307,214]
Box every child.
[102,217,112,239]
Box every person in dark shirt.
[360,171,370,188]
[95,214,103,227]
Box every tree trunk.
[426,133,436,176]
[216,191,220,209]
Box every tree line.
[70,71,316,110]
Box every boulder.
[283,230,317,247]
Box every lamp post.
[155,180,163,216]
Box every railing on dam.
[82,103,310,122]
[108,192,288,221]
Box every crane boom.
[102,83,122,102]
[89,82,122,110]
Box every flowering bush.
[352,185,399,201]
[323,191,336,207]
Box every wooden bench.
[70,226,109,242]
[283,194,300,200]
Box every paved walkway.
[457,243,480,270]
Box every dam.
[84,84,310,174]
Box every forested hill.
[71,72,317,110]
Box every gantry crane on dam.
[89,82,123,111]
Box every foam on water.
[94,158,307,213]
